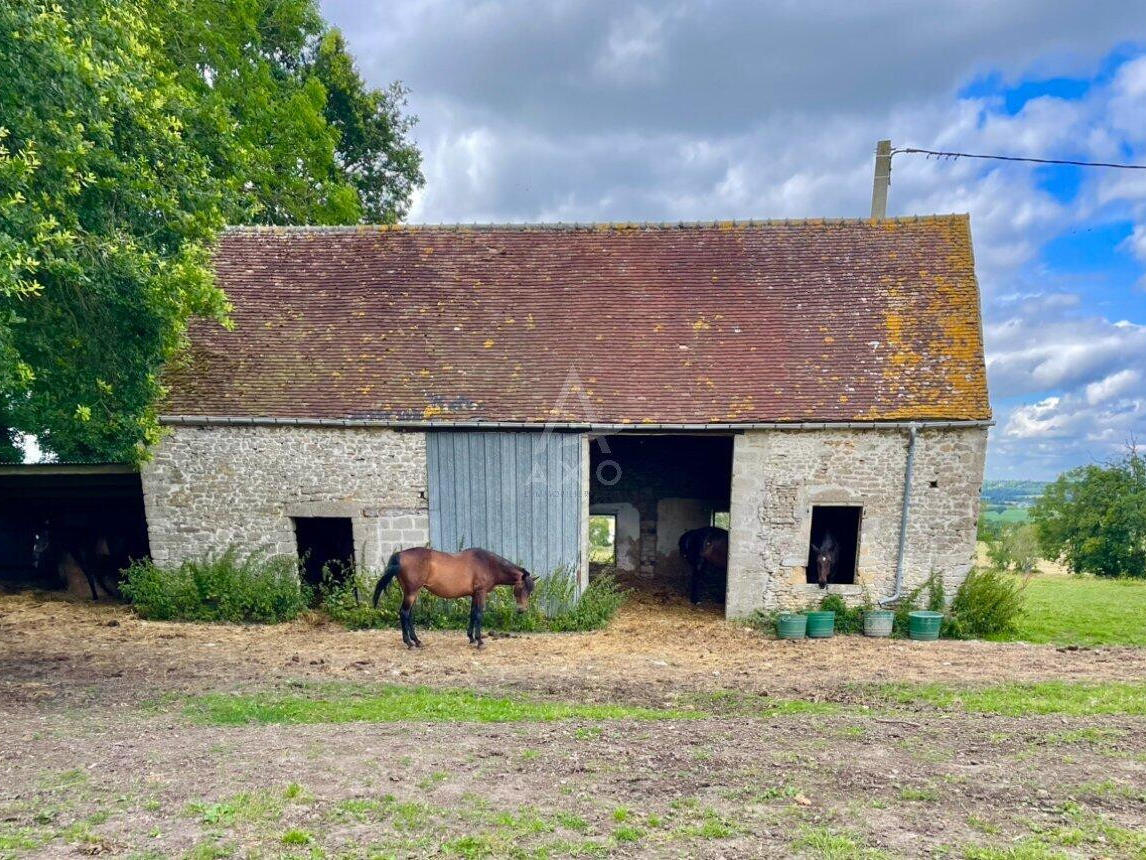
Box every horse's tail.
[372,551,402,608]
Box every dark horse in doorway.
[372,547,536,648]
[679,526,728,604]
[811,532,840,588]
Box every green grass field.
[980,507,1031,525]
[999,573,1146,647]
[184,685,700,725]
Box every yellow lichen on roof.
[859,221,988,420]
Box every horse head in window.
[810,532,839,589]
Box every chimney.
[870,139,892,219]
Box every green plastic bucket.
[909,610,943,641]
[776,613,807,640]
[863,609,894,638]
[805,610,836,639]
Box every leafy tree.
[589,516,614,549]
[985,523,1040,575]
[0,0,422,462]
[976,510,1001,544]
[1030,448,1146,578]
[0,0,231,462]
[312,30,423,224]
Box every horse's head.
[514,570,536,613]
[811,542,832,589]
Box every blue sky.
[321,0,1146,480]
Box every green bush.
[323,565,628,633]
[744,609,779,635]
[121,548,307,623]
[946,567,1026,639]
[745,568,1022,642]
[985,522,1040,575]
[817,593,867,634]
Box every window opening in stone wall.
[293,517,355,597]
[711,511,730,529]
[806,506,861,586]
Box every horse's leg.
[405,591,423,648]
[85,569,100,601]
[397,586,414,647]
[398,605,412,647]
[472,590,486,648]
[690,563,702,604]
[467,596,478,644]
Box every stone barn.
[141,216,990,616]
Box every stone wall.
[725,426,987,617]
[141,425,428,569]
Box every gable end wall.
[726,426,987,616]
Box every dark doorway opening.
[806,505,861,585]
[0,465,149,596]
[293,517,354,595]
[588,433,733,606]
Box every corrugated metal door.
[427,431,583,578]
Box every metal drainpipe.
[880,423,919,606]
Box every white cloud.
[1122,224,1146,263]
[592,5,672,85]
[1086,368,1141,405]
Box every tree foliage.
[986,522,1040,576]
[0,0,231,461]
[0,0,422,462]
[1030,448,1146,579]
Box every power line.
[892,147,1146,170]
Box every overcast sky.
[320,0,1146,480]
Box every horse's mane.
[469,547,530,580]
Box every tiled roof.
[162,216,990,425]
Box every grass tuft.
[868,681,1146,716]
[183,684,698,726]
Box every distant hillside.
[981,480,1047,524]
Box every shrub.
[745,609,779,635]
[946,567,1026,639]
[985,523,1040,575]
[121,548,307,623]
[323,564,628,633]
[817,593,867,634]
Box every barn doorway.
[0,464,150,597]
[806,505,861,585]
[589,433,733,605]
[588,513,617,571]
[293,516,354,595]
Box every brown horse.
[679,526,729,604]
[372,547,536,648]
[810,532,839,589]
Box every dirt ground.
[2,588,1146,858]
